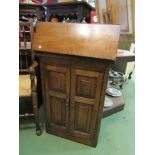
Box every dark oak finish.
[33,23,120,146]
[45,1,95,23]
[19,4,45,21]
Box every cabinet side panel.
[93,65,110,146]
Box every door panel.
[74,103,92,133]
[50,97,66,126]
[41,62,70,133]
[48,71,66,93]
[76,75,97,99]
[70,68,103,139]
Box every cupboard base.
[46,127,97,147]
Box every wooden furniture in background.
[19,3,45,21]
[95,0,133,34]
[32,22,120,146]
[102,47,135,117]
[116,43,135,79]
[95,0,135,117]
[107,0,133,33]
[123,43,135,79]
[19,21,42,136]
[112,44,135,79]
[116,48,135,63]
[45,1,95,23]
[103,94,125,118]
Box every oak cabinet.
[39,55,109,146]
[32,22,120,146]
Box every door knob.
[65,98,69,107]
[71,104,75,108]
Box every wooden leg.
[31,74,42,136]
[119,84,123,89]
[128,72,133,79]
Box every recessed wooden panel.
[50,97,66,126]
[76,75,97,99]
[74,103,92,133]
[41,61,70,133]
[70,68,104,140]
[48,71,66,93]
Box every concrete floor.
[19,74,135,155]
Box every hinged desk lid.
[32,22,120,61]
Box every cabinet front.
[41,62,70,134]
[40,56,107,145]
[70,68,104,140]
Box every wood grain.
[38,54,110,146]
[32,22,120,61]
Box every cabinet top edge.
[32,22,120,62]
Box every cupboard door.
[70,68,103,140]
[41,62,70,133]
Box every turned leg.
[30,73,42,136]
